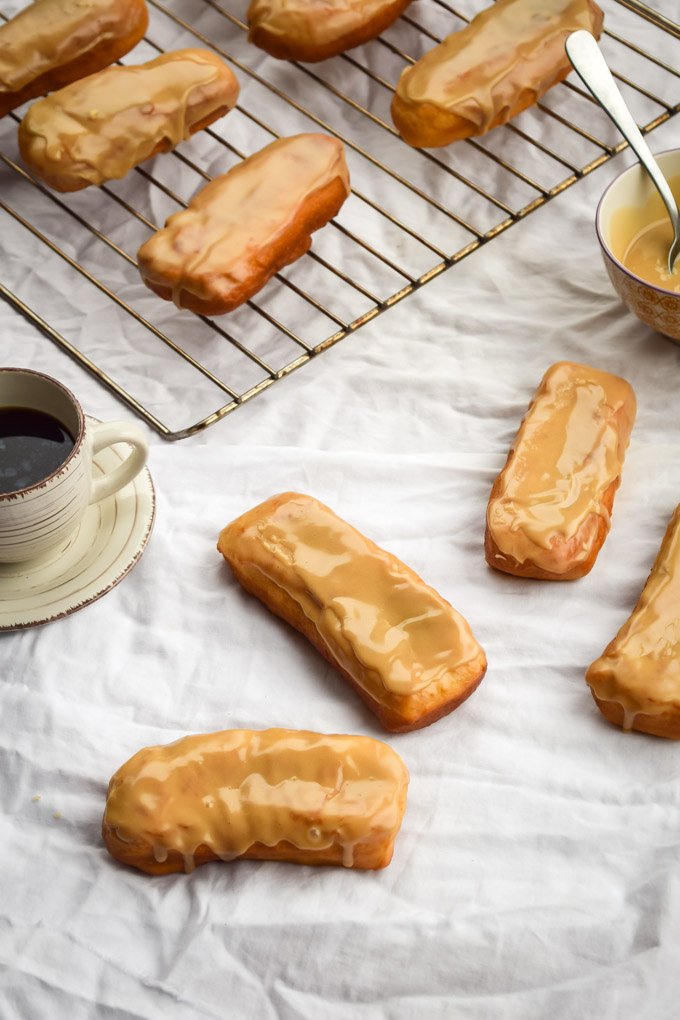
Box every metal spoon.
[566,29,680,274]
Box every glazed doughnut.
[103,728,410,874]
[137,133,350,315]
[485,361,636,581]
[586,505,680,739]
[0,0,148,119]
[248,0,412,63]
[217,492,487,732]
[18,49,239,192]
[392,0,604,148]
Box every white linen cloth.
[1,1,680,1014]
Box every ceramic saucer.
[0,418,155,631]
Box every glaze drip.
[0,0,145,93]
[248,0,405,50]
[395,0,602,134]
[104,728,409,870]
[487,362,635,573]
[19,49,238,189]
[587,504,680,723]
[221,492,482,700]
[137,134,349,309]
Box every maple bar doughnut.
[103,728,409,874]
[18,49,239,192]
[586,505,680,739]
[485,362,636,581]
[218,492,487,732]
[137,133,350,315]
[0,0,148,119]
[247,0,412,63]
[392,0,603,148]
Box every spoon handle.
[566,30,679,235]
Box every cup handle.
[89,421,149,505]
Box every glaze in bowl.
[596,148,680,343]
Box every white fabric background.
[1,2,680,1016]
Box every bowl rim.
[595,147,680,300]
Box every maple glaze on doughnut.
[103,728,409,873]
[0,0,148,118]
[19,49,239,192]
[218,492,486,732]
[137,133,350,315]
[248,0,412,63]
[392,0,603,147]
[587,505,680,739]
[485,362,636,581]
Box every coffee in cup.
[0,368,148,563]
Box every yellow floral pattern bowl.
[596,149,680,344]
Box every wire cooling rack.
[1,0,679,439]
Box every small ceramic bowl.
[596,148,680,343]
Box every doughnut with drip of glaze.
[218,492,487,732]
[391,0,603,148]
[485,361,636,580]
[18,49,239,192]
[137,133,350,315]
[247,0,412,63]
[103,728,410,874]
[586,505,680,739]
[0,0,148,118]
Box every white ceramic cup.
[0,368,148,563]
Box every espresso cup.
[0,368,148,563]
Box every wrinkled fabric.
[1,0,680,1016]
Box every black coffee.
[0,407,75,494]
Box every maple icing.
[248,0,405,50]
[219,493,483,701]
[621,220,680,295]
[586,505,680,722]
[138,134,350,308]
[104,728,409,870]
[394,0,602,134]
[0,0,146,94]
[608,174,680,295]
[487,362,635,574]
[20,50,238,189]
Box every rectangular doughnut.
[137,133,350,315]
[586,504,680,739]
[18,49,239,192]
[218,492,487,732]
[103,728,410,874]
[485,361,636,580]
[0,0,148,118]
[392,0,603,147]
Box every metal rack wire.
[1,0,679,439]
